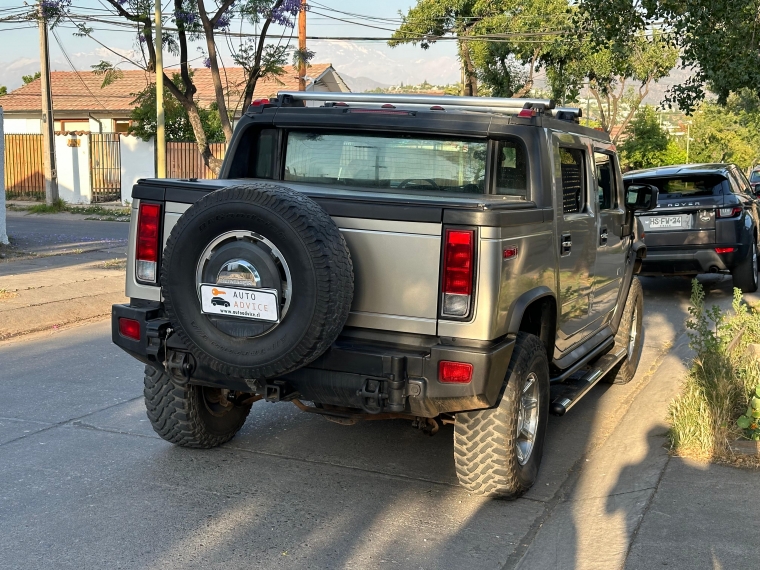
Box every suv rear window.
[751,171,760,183]
[284,131,487,194]
[633,175,726,198]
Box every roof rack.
[276,91,556,111]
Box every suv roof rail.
[276,91,556,111]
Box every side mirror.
[625,184,659,211]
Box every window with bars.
[560,147,586,214]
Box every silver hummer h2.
[112,91,657,499]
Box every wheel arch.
[505,287,557,361]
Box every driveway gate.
[90,133,121,202]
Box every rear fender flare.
[505,286,557,337]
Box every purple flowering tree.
[92,0,301,174]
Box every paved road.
[4,211,129,256]
[0,274,754,569]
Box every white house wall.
[55,134,91,204]
[3,117,42,134]
[0,109,8,244]
[120,135,154,204]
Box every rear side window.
[633,175,726,198]
[283,131,487,194]
[594,151,617,210]
[495,140,528,198]
[560,148,586,214]
[751,171,760,183]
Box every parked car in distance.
[624,163,760,292]
[749,168,760,195]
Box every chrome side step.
[549,347,628,416]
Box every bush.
[668,281,760,459]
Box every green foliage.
[688,96,760,170]
[91,61,123,88]
[578,0,760,113]
[22,72,40,85]
[0,86,6,97]
[27,198,67,213]
[619,106,686,170]
[128,73,224,143]
[669,281,760,458]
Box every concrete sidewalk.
[513,334,760,569]
[0,212,128,340]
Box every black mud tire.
[161,184,354,379]
[143,365,251,448]
[732,241,758,294]
[453,333,550,499]
[605,277,644,385]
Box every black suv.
[624,163,759,292]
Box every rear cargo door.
[635,175,724,248]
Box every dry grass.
[101,258,127,270]
[0,288,18,300]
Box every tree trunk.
[197,0,234,144]
[459,40,478,96]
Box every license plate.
[200,284,279,322]
[648,216,683,229]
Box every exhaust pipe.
[709,266,720,274]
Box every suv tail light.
[441,229,475,317]
[439,361,473,383]
[717,206,742,218]
[136,202,161,283]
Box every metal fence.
[3,134,44,199]
[89,133,122,202]
[167,142,226,179]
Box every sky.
[0,0,462,92]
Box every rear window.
[751,171,760,183]
[283,131,487,194]
[631,175,726,198]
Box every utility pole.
[686,122,691,164]
[298,0,307,91]
[154,0,166,178]
[38,4,58,205]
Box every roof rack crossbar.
[276,91,556,110]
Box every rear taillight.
[118,317,141,341]
[136,202,161,283]
[439,361,473,383]
[717,206,742,218]
[442,229,475,318]
[715,247,736,254]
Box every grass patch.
[16,199,130,220]
[0,288,18,300]
[27,198,67,213]
[668,281,760,461]
[101,258,127,269]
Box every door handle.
[600,226,608,246]
[561,233,572,256]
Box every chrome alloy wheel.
[753,248,758,285]
[516,372,540,466]
[628,306,639,360]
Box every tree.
[22,72,41,85]
[128,73,224,143]
[0,86,6,97]
[618,106,671,170]
[60,0,301,174]
[579,0,760,113]
[389,0,570,97]
[543,31,677,142]
[688,101,759,169]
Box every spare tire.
[161,184,353,379]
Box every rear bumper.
[641,243,749,275]
[112,303,515,417]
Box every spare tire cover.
[161,184,354,379]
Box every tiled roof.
[0,64,336,114]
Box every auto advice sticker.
[200,284,279,322]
